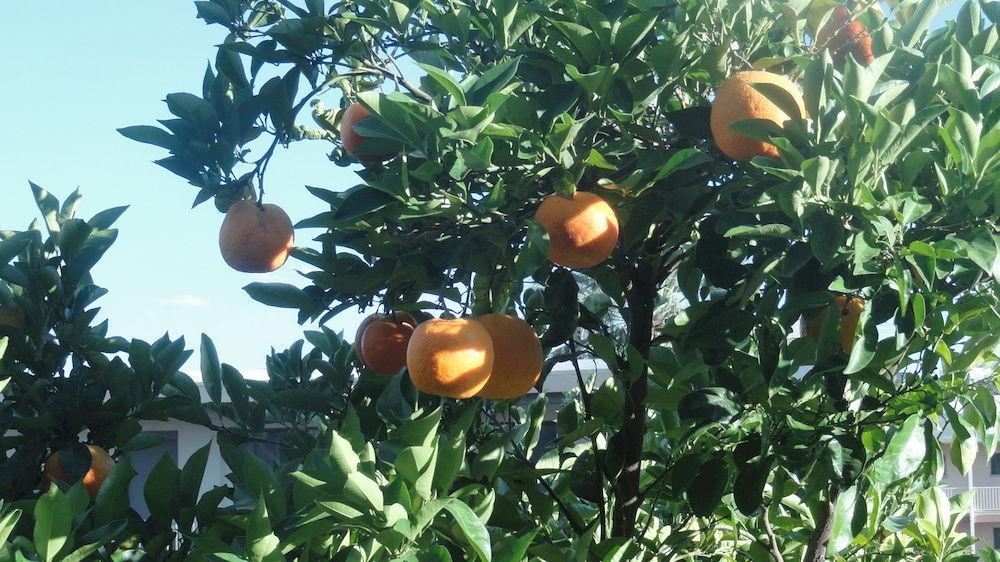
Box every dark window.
[991,454,1000,475]
[128,431,179,518]
[529,421,559,462]
[993,527,1000,549]
[240,428,297,468]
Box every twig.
[569,340,608,539]
[762,507,785,562]
[485,410,588,535]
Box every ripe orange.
[361,317,416,375]
[353,311,416,360]
[816,5,874,65]
[710,71,806,161]
[218,200,295,273]
[43,444,114,500]
[474,314,543,400]
[534,192,619,269]
[341,103,394,163]
[805,295,865,353]
[406,318,494,398]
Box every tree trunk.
[803,486,841,562]
[611,261,655,537]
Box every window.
[993,527,1000,549]
[991,454,1000,476]
[128,431,179,518]
[240,428,299,468]
[527,421,559,462]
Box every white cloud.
[157,294,208,307]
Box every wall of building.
[941,443,1000,489]
[940,443,1000,556]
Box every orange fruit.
[361,317,416,375]
[474,314,543,400]
[710,71,806,161]
[805,295,865,353]
[43,444,114,500]
[534,192,619,269]
[341,103,394,163]
[218,200,295,273]
[407,318,494,398]
[816,5,874,66]
[354,311,416,360]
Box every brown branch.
[611,260,655,537]
[803,486,841,562]
[569,340,609,539]
[762,507,785,562]
[486,409,587,535]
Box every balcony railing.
[944,487,1000,513]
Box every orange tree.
[123,0,999,559]
[0,186,232,559]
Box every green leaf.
[844,302,874,375]
[34,486,71,562]
[687,460,729,517]
[61,521,125,562]
[331,186,398,222]
[94,459,137,526]
[442,499,492,562]
[417,63,467,106]
[243,282,314,309]
[724,224,794,239]
[30,181,62,234]
[390,407,443,448]
[467,56,521,106]
[734,459,771,516]
[679,387,739,423]
[752,82,804,121]
[200,334,223,407]
[807,212,845,266]
[899,0,949,47]
[551,21,599,65]
[0,232,31,266]
[871,415,926,486]
[118,125,176,150]
[584,148,618,171]
[247,498,282,562]
[652,148,712,182]
[328,430,360,478]
[222,364,251,424]
[144,452,180,528]
[0,508,22,547]
[827,486,859,553]
[613,13,657,60]
[540,268,579,347]
[494,530,537,562]
[395,445,437,501]
[180,442,211,506]
[88,206,129,229]
[343,472,384,512]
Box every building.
[129,365,608,516]
[133,365,997,558]
[941,439,1000,553]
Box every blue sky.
[0,2,365,374]
[0,2,961,374]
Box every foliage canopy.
[1,0,999,560]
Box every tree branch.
[803,486,841,562]
[762,507,785,562]
[611,260,655,537]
